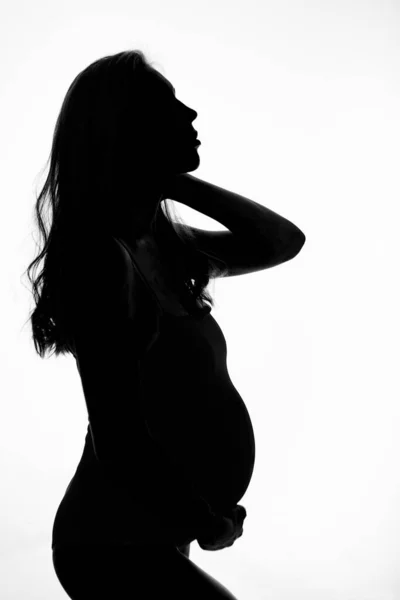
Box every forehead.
[145,69,175,95]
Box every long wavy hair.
[23,49,227,359]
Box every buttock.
[52,543,239,600]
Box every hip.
[51,473,197,550]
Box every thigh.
[52,543,239,600]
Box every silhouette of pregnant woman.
[24,48,305,599]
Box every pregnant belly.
[142,377,256,514]
[52,381,255,550]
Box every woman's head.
[54,50,200,238]
[23,49,215,358]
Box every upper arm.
[70,236,160,463]
[174,223,306,278]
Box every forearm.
[166,173,305,246]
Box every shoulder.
[62,235,130,326]
[67,235,161,358]
[68,234,160,330]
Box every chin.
[176,151,201,174]
[159,146,200,177]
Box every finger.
[238,506,247,520]
[232,506,243,521]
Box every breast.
[120,234,190,317]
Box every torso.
[52,231,256,551]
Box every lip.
[193,139,201,146]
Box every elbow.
[296,230,306,251]
[287,228,306,259]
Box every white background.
[2,1,400,599]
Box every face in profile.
[138,68,201,176]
